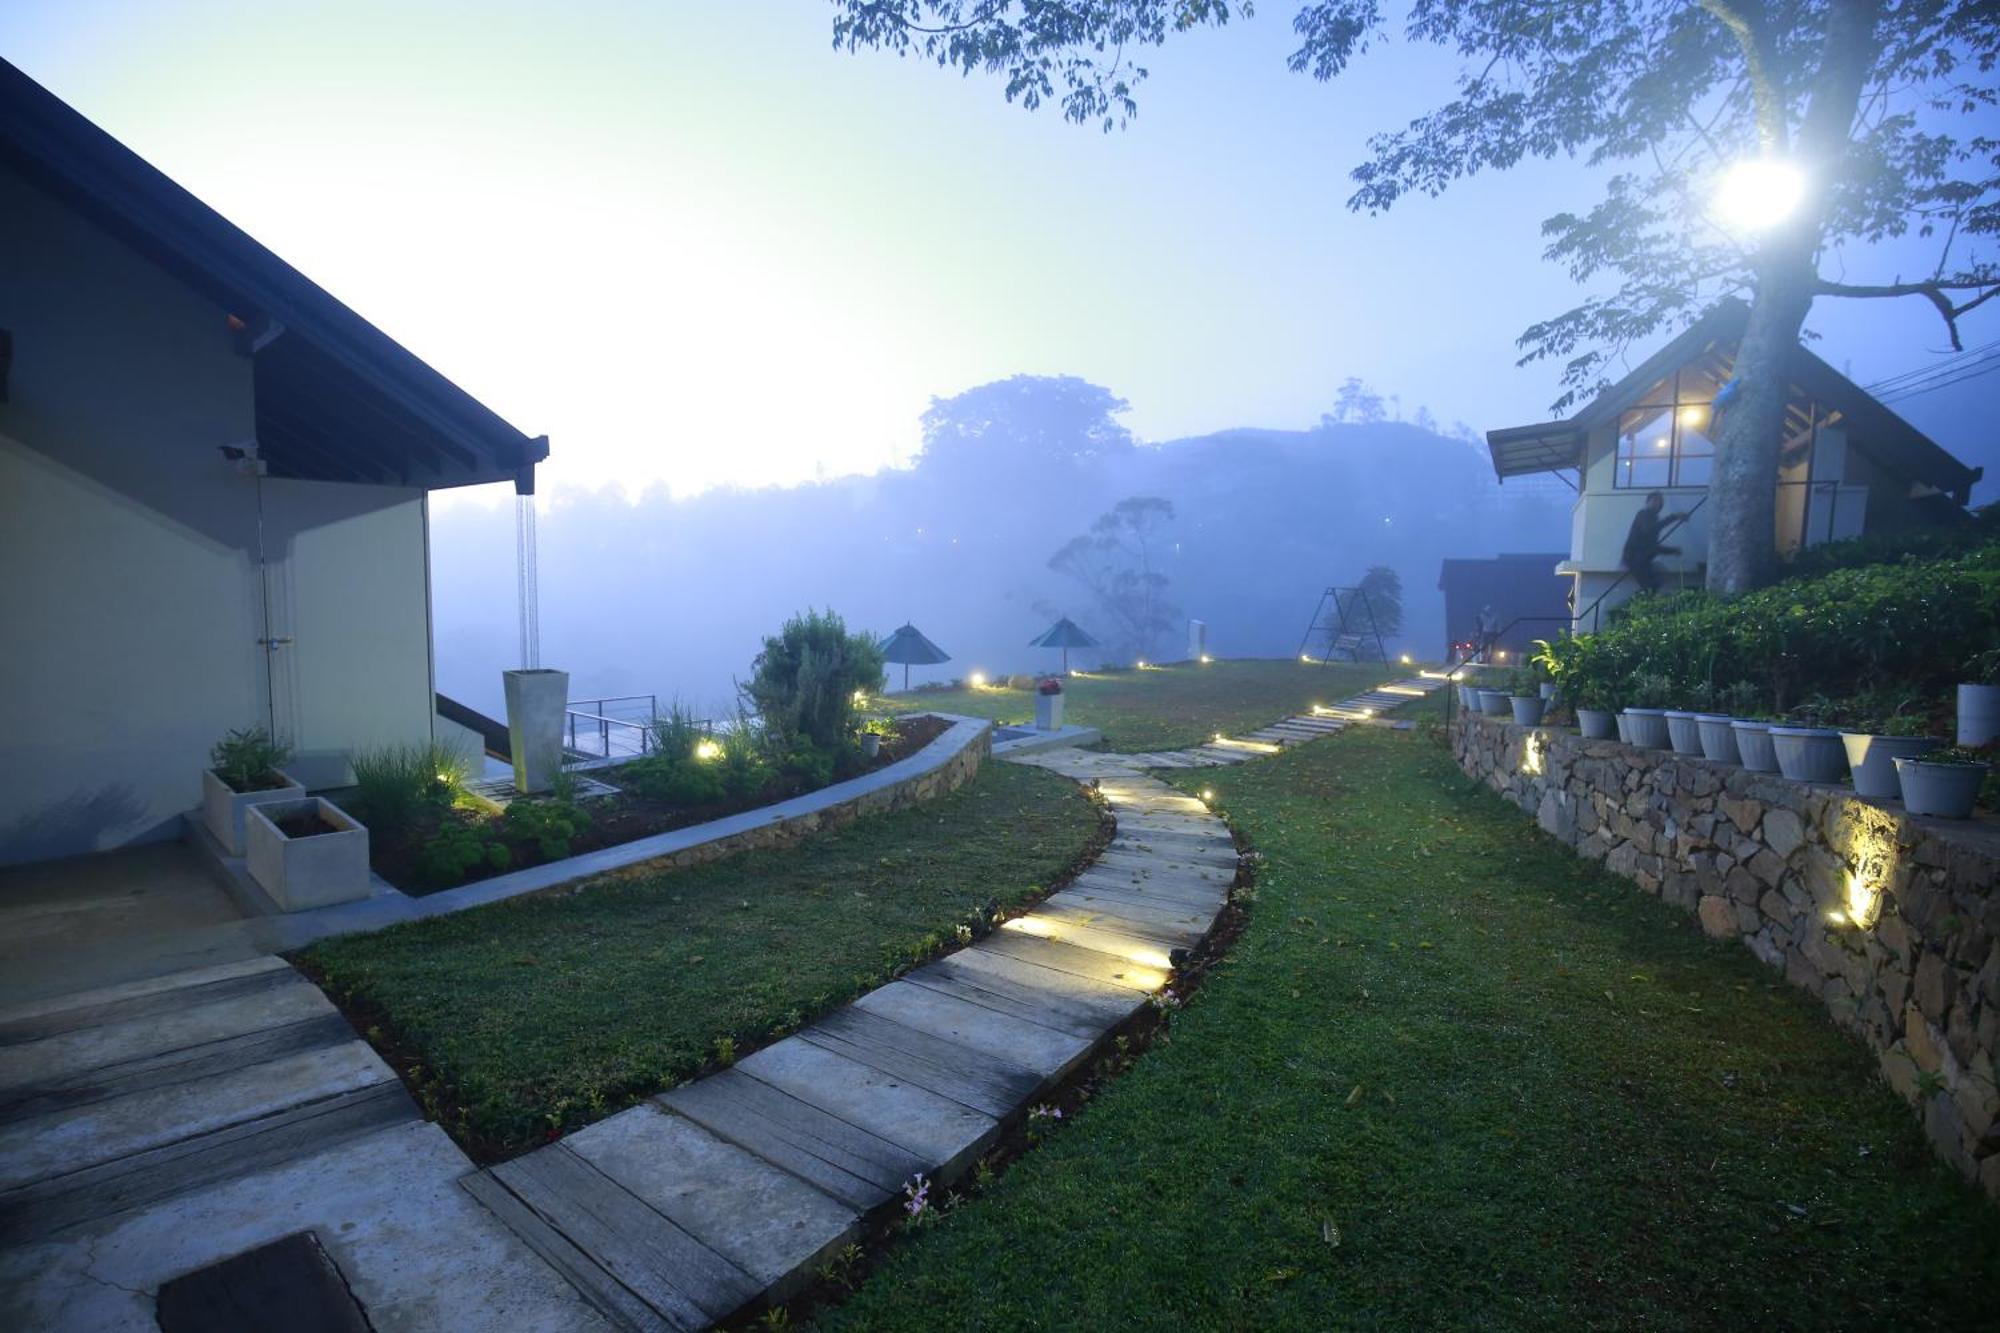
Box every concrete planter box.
[1731,721,1778,772]
[1577,708,1617,740]
[1034,693,1065,731]
[1894,757,1989,819]
[201,767,305,856]
[1768,726,1848,784]
[1695,714,1740,764]
[1664,710,1706,756]
[1958,683,2000,747]
[1622,708,1669,749]
[1509,695,1546,726]
[1841,733,1942,800]
[504,667,570,795]
[246,797,371,911]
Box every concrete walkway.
[0,677,1442,1329]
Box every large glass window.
[1614,365,1721,489]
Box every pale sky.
[5,1,1994,500]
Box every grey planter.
[1510,695,1546,726]
[1622,708,1670,749]
[1479,690,1511,717]
[504,667,570,795]
[1894,757,1989,819]
[1730,721,1779,773]
[1035,693,1065,730]
[1768,727,1849,784]
[1695,715,1740,764]
[245,797,371,911]
[1457,684,1478,711]
[1577,708,1617,740]
[1841,733,1943,800]
[200,766,305,856]
[862,733,882,759]
[1613,711,1633,744]
[1958,683,2000,747]
[1664,710,1706,756]
[1539,682,1558,703]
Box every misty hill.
[429,386,1572,717]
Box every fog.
[430,376,1571,718]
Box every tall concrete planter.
[1035,692,1065,731]
[504,668,570,795]
[200,767,305,856]
[246,797,370,911]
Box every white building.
[0,61,544,867]
[1485,301,1982,631]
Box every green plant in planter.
[860,716,899,739]
[1627,672,1673,709]
[504,796,592,861]
[415,816,513,886]
[209,727,292,792]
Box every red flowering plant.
[1038,676,1064,695]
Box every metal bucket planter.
[201,767,305,856]
[1841,733,1943,800]
[1622,708,1669,749]
[246,797,371,911]
[1732,722,1779,773]
[1768,727,1848,784]
[1695,715,1740,764]
[1958,683,2000,747]
[1510,695,1546,726]
[1664,710,1706,756]
[1577,708,1617,740]
[1479,690,1511,717]
[1895,757,1989,819]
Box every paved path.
[0,676,1442,1329]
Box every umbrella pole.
[904,662,910,692]
[1062,647,1069,674]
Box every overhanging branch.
[1816,277,2000,350]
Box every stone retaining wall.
[1452,712,2000,1199]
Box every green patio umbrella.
[1028,616,1100,674]
[879,622,951,691]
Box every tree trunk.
[1704,254,1816,594]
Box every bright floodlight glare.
[1715,157,1805,232]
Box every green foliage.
[1537,551,2000,717]
[351,743,469,832]
[716,714,775,799]
[503,796,592,861]
[860,715,899,739]
[1781,506,2000,583]
[414,817,513,888]
[742,609,886,773]
[1048,497,1180,662]
[208,727,292,791]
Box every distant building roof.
[1484,300,1979,502]
[0,58,546,492]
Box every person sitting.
[1622,491,1687,593]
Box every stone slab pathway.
[1,676,1442,1330]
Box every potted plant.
[1507,669,1547,726]
[201,727,304,855]
[245,796,371,911]
[1695,682,1760,765]
[1960,648,2000,746]
[1620,673,1673,749]
[1842,709,1943,801]
[1034,676,1065,730]
[859,716,896,759]
[503,667,570,795]
[1895,746,1992,819]
[1769,698,1850,784]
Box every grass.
[298,761,1104,1158]
[818,703,2000,1330]
[886,658,1397,751]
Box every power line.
[1875,350,2000,404]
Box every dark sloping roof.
[0,59,545,491]
[1029,617,1100,648]
[1485,299,1979,500]
[880,623,951,666]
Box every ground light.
[1200,654,1213,664]
[1399,652,1412,665]
[693,737,723,762]
[1714,156,1806,233]
[968,671,987,688]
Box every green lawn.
[298,761,1103,1159]
[820,706,2000,1330]
[886,659,1398,751]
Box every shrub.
[741,609,886,773]
[414,816,513,886]
[503,797,591,861]
[623,702,731,805]
[352,742,469,832]
[1780,503,1999,582]
[716,712,774,799]
[209,727,292,791]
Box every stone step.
[853,981,1095,1085]
[972,930,1168,993]
[1036,892,1213,948]
[794,1006,1043,1120]
[901,949,1148,1040]
[996,914,1176,974]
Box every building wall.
[0,164,435,866]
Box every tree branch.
[1816,277,2000,350]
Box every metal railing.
[564,694,660,760]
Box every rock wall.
[1453,712,2000,1199]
